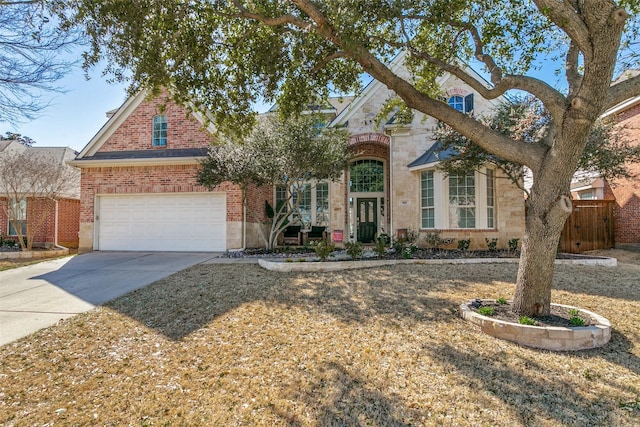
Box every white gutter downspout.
[242,196,247,250]
[53,200,68,251]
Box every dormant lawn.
[1,250,639,426]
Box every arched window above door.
[349,159,384,193]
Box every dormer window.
[152,115,168,146]
[447,94,474,114]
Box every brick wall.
[58,198,80,248]
[610,102,640,243]
[27,198,56,245]
[0,197,79,247]
[101,93,214,151]
[80,165,244,223]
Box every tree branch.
[604,74,640,111]
[532,0,591,59]
[565,41,583,97]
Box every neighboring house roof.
[407,141,458,171]
[0,140,80,199]
[267,95,355,117]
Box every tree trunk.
[512,159,576,316]
[512,204,568,316]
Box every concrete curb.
[258,254,617,272]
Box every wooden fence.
[559,200,615,253]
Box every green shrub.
[457,239,470,251]
[372,235,388,257]
[345,241,364,259]
[568,309,586,326]
[508,238,519,252]
[485,238,498,252]
[496,297,508,305]
[402,247,413,259]
[312,240,335,261]
[377,233,390,245]
[424,231,444,248]
[569,316,586,326]
[519,316,537,326]
[478,306,495,316]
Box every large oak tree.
[57,0,640,316]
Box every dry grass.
[1,258,639,426]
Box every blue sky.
[0,64,129,152]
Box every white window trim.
[275,180,330,230]
[420,167,496,230]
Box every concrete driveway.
[0,251,220,346]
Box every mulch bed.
[239,247,596,260]
[468,299,596,327]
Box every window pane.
[448,96,464,112]
[448,172,476,228]
[292,184,312,228]
[486,169,495,228]
[350,160,384,192]
[421,171,435,228]
[152,115,168,146]
[315,182,329,226]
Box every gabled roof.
[75,89,215,161]
[407,141,458,171]
[0,140,80,199]
[331,51,500,128]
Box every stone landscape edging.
[459,301,612,351]
[258,254,617,272]
[0,248,69,260]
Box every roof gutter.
[67,157,206,168]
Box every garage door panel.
[97,193,226,251]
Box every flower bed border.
[459,300,612,351]
[0,248,69,260]
[258,254,616,272]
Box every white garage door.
[96,193,226,251]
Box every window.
[315,182,329,226]
[350,160,384,193]
[448,96,465,112]
[152,115,168,146]
[421,171,435,228]
[447,94,474,113]
[275,181,330,229]
[8,198,27,236]
[449,172,476,228]
[578,190,597,200]
[419,168,495,229]
[486,169,495,228]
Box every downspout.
[242,194,247,250]
[53,200,68,252]
[385,129,394,239]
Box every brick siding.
[80,165,244,223]
[0,197,78,247]
[101,93,214,152]
[610,102,640,243]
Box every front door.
[357,198,377,243]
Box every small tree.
[0,145,79,251]
[197,115,351,250]
[434,99,640,195]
